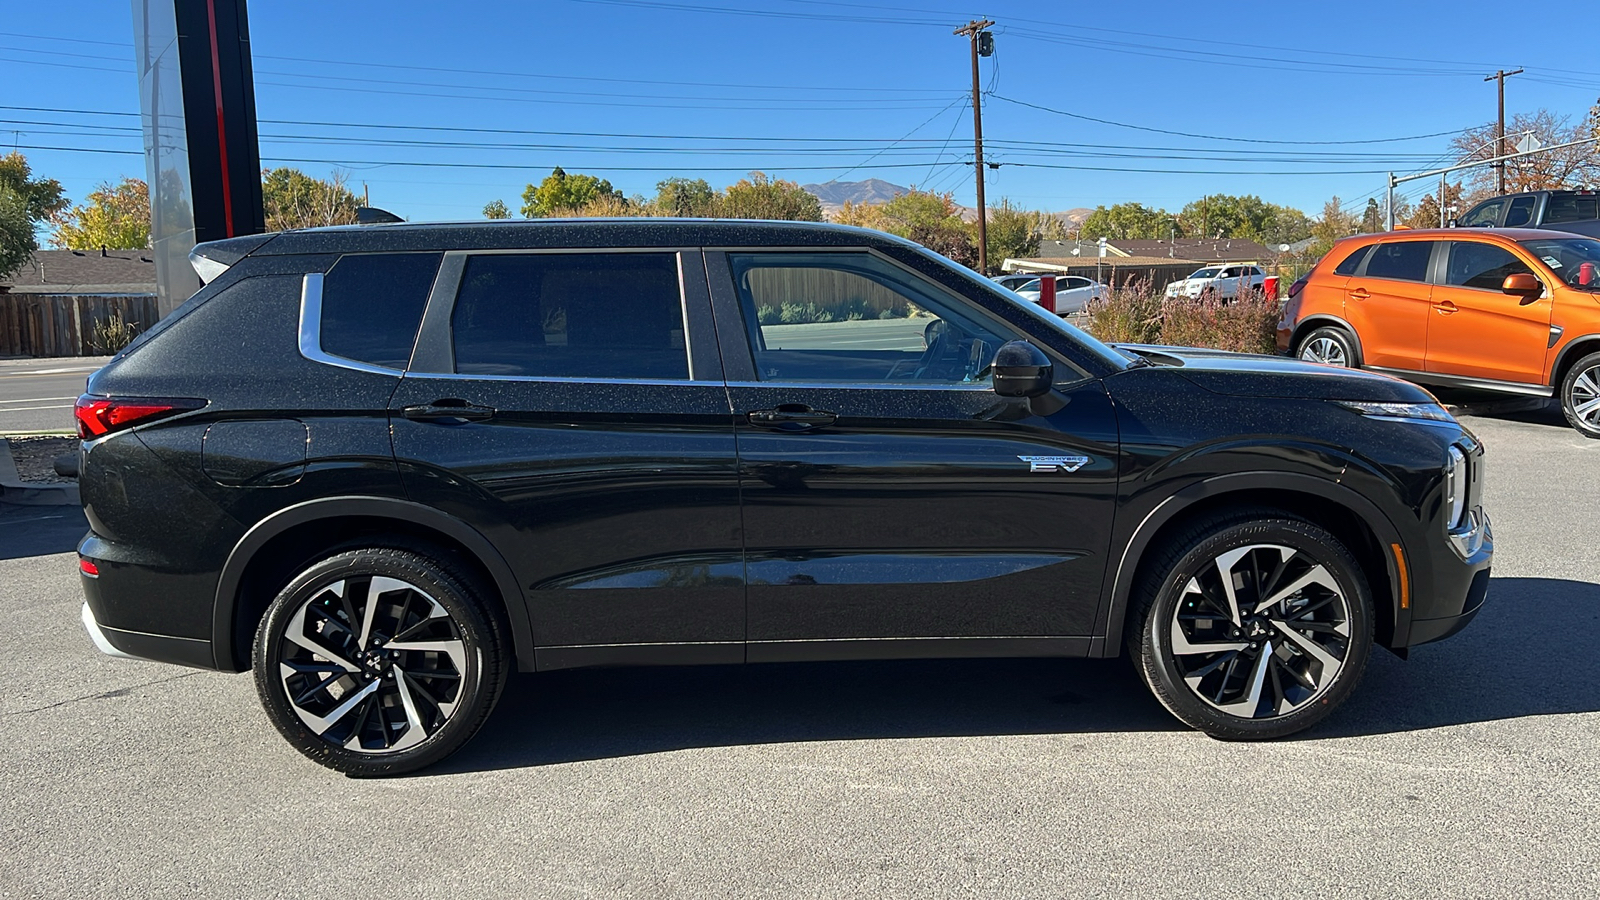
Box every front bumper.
[1404,508,1493,648]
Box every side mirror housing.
[1501,272,1542,300]
[991,341,1053,398]
[1447,217,1460,228]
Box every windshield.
[1188,267,1221,279]
[1016,278,1041,292]
[1521,237,1600,291]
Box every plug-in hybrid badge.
[1018,455,1090,473]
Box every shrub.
[757,304,782,325]
[1160,289,1279,354]
[1082,279,1163,344]
[88,310,141,354]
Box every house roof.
[1108,238,1274,262]
[1004,255,1205,272]
[1,249,157,294]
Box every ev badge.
[1018,455,1091,473]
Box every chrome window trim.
[401,370,703,387]
[725,380,993,392]
[297,273,406,377]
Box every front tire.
[252,547,507,776]
[1559,351,1600,439]
[1130,514,1373,740]
[1297,326,1359,368]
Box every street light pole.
[955,19,994,274]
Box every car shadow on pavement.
[1321,576,1600,739]
[437,575,1598,773]
[0,504,85,560]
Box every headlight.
[1335,401,1456,424]
[1444,445,1468,529]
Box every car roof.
[238,217,932,257]
[1340,226,1584,243]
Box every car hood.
[1114,344,1436,402]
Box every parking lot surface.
[2,405,1597,898]
[0,357,109,434]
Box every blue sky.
[5,0,1599,227]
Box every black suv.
[76,219,1491,775]
[1457,189,1600,238]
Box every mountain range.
[801,179,1091,228]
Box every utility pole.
[1484,68,1523,195]
[955,19,994,273]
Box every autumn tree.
[873,189,976,268]
[482,199,510,219]
[986,198,1040,266]
[0,152,67,223]
[1451,105,1600,197]
[1080,202,1179,240]
[716,172,822,221]
[521,167,624,217]
[261,167,360,231]
[1403,180,1467,229]
[0,186,32,278]
[50,177,151,250]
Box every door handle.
[402,399,496,422]
[1349,288,1370,300]
[1433,300,1458,315]
[748,404,837,430]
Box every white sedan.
[1013,275,1110,314]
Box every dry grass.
[1083,281,1279,354]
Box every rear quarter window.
[1362,241,1434,282]
[1332,244,1372,276]
[320,253,442,369]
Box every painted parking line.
[0,404,75,412]
[0,397,76,405]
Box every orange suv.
[1277,227,1600,437]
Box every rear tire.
[1559,351,1600,439]
[1297,326,1359,368]
[1129,513,1373,740]
[252,547,507,776]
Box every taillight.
[1288,276,1308,299]
[75,395,205,440]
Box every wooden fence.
[0,293,158,358]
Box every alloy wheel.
[275,575,468,754]
[1569,364,1600,429]
[1300,336,1348,367]
[1168,543,1352,719]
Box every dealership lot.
[2,406,1597,898]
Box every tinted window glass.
[1459,199,1503,228]
[1520,237,1600,291]
[728,252,1013,384]
[1544,194,1600,225]
[321,253,441,368]
[1362,241,1434,282]
[1333,244,1372,276]
[1446,242,1536,290]
[451,253,687,379]
[1504,196,1537,228]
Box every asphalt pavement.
[1,404,1598,897]
[0,357,109,435]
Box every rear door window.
[1362,241,1435,282]
[1445,242,1537,290]
[320,252,442,369]
[1504,196,1537,228]
[450,252,688,380]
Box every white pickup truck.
[1163,263,1266,300]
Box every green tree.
[717,172,823,221]
[0,185,34,279]
[0,152,67,223]
[50,178,151,250]
[873,189,976,268]
[520,167,623,217]
[482,199,510,219]
[986,198,1041,266]
[261,167,360,231]
[1080,202,1179,240]
[653,177,718,217]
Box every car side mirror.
[1501,272,1542,304]
[991,341,1053,398]
[1447,218,1460,228]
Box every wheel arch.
[1099,473,1409,658]
[1291,315,1364,361]
[212,496,533,672]
[1550,333,1600,388]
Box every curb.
[0,438,80,507]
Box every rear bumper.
[81,568,216,669]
